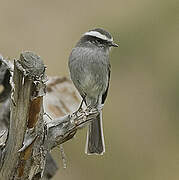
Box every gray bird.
[68,28,118,155]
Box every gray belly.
[69,60,108,99]
[82,68,107,97]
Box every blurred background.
[0,0,179,179]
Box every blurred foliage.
[0,0,179,179]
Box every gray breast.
[68,47,110,99]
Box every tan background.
[0,0,179,179]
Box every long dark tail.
[85,111,105,155]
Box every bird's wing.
[102,64,111,104]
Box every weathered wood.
[0,52,100,180]
[0,55,11,103]
[0,55,58,180]
[0,52,46,180]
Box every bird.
[68,28,118,155]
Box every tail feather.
[85,112,105,155]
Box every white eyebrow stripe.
[84,31,113,42]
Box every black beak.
[111,42,119,47]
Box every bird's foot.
[72,99,85,117]
[86,106,98,115]
[97,104,104,112]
